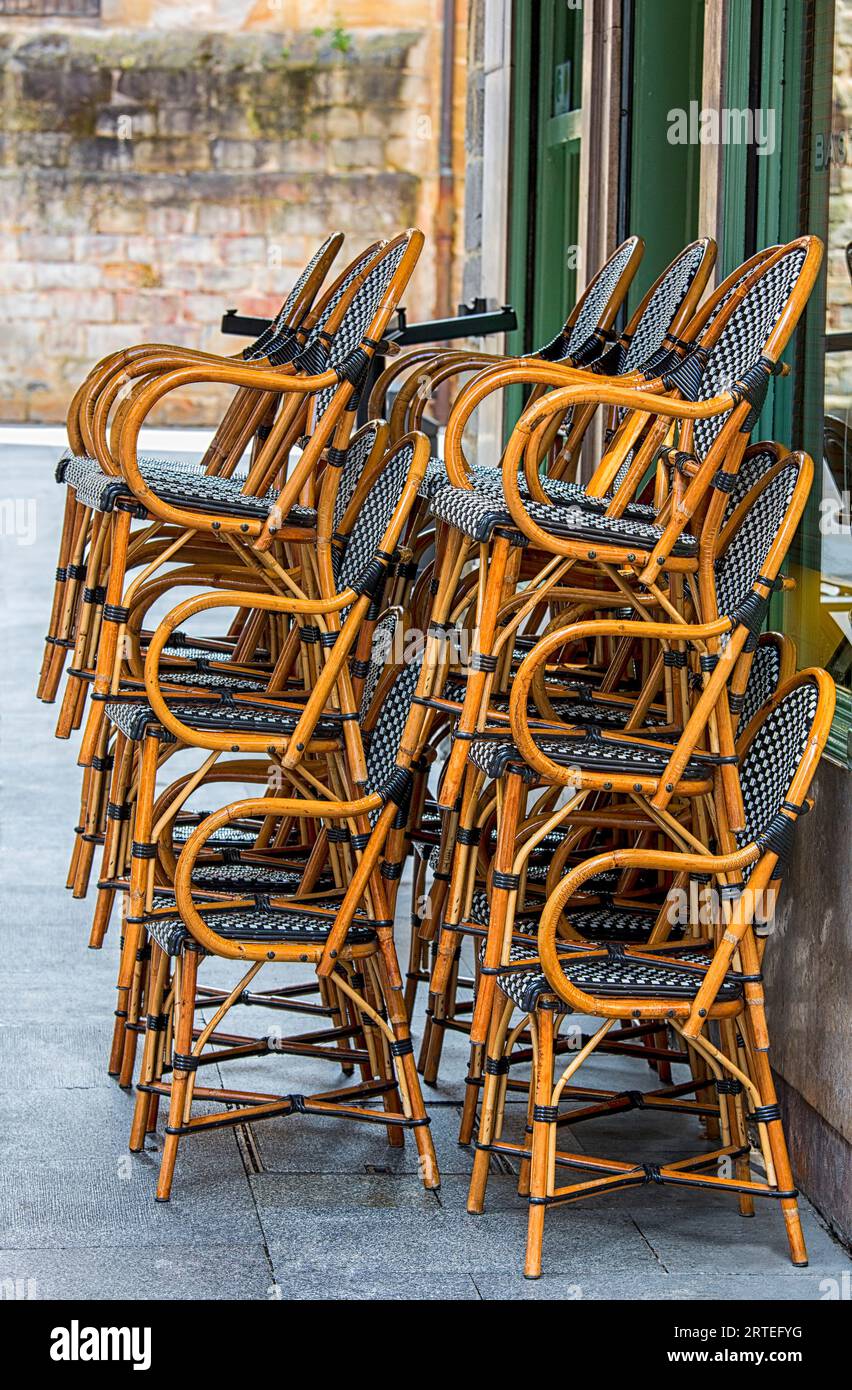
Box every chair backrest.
[334,435,421,595]
[619,238,716,375]
[360,613,423,818]
[734,671,834,877]
[737,632,793,733]
[685,238,821,459]
[713,453,804,623]
[244,232,343,364]
[331,420,387,537]
[721,441,783,523]
[302,232,422,425]
[536,237,643,366]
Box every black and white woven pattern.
[738,640,783,733]
[310,240,408,423]
[722,445,779,523]
[172,816,259,849]
[533,470,659,521]
[245,235,338,362]
[146,900,376,957]
[190,862,324,894]
[468,729,711,783]
[495,941,741,1013]
[620,243,706,374]
[440,677,667,730]
[336,441,415,594]
[430,485,697,556]
[331,423,382,536]
[715,458,799,619]
[104,696,340,744]
[150,668,269,693]
[693,247,807,456]
[735,679,819,874]
[567,904,678,942]
[561,241,638,359]
[61,451,315,525]
[365,657,421,823]
[455,464,659,521]
[61,453,201,511]
[360,612,398,718]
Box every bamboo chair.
[129,613,439,1200]
[80,419,392,941]
[38,232,344,705]
[467,668,835,1277]
[414,237,716,501]
[427,236,822,815]
[419,450,811,1101]
[53,235,416,762]
[43,234,379,741]
[60,232,425,914]
[369,235,644,456]
[100,432,428,1086]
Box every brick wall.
[0,2,465,423]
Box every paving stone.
[266,1269,482,1300]
[255,1173,660,1276]
[0,1246,274,1300]
[0,1157,260,1249]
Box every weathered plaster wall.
[0,2,466,422]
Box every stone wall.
[0,2,466,423]
[826,0,852,413]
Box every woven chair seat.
[145,668,269,694]
[441,678,668,729]
[421,458,657,520]
[58,452,315,526]
[493,941,741,1013]
[103,694,340,744]
[467,891,664,938]
[467,729,711,783]
[189,863,325,894]
[172,816,260,849]
[145,899,376,958]
[430,484,697,556]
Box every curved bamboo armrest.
[368,346,495,422]
[533,842,763,1022]
[442,358,664,488]
[76,342,287,462]
[507,613,736,793]
[388,350,512,438]
[143,583,369,752]
[103,358,339,532]
[497,384,742,576]
[173,792,385,963]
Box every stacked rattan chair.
[37,223,834,1283]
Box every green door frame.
[621,0,705,312]
[505,1,583,433]
[721,0,849,762]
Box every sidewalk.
[1,442,849,1301]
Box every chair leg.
[156,945,200,1202]
[79,507,131,767]
[524,1007,555,1280]
[373,940,440,1190]
[129,943,169,1151]
[467,997,515,1213]
[109,730,158,1076]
